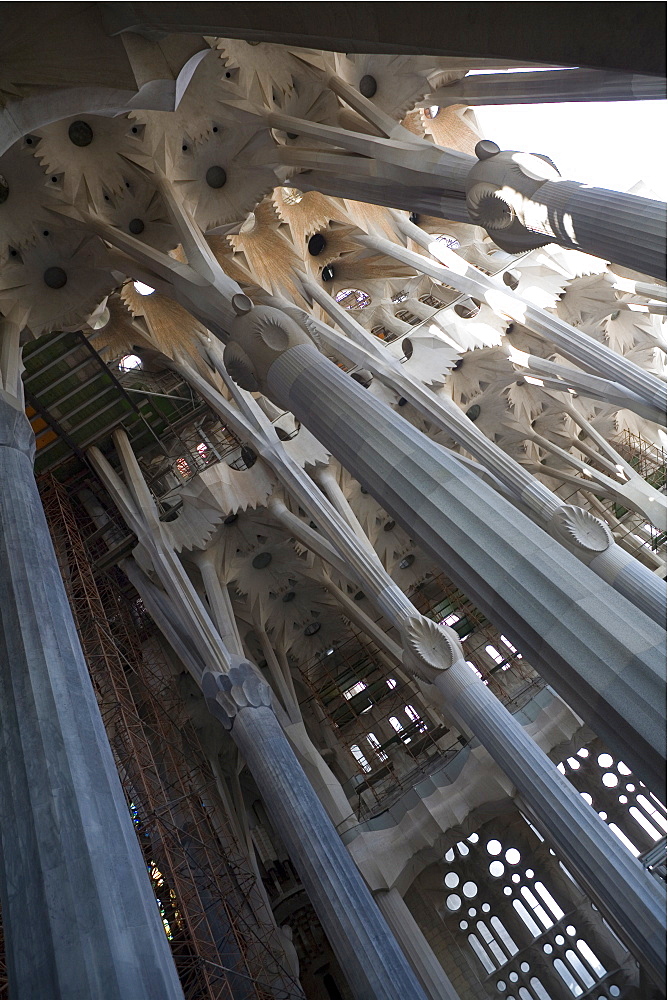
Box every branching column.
[426,68,666,106]
[262,342,665,796]
[464,142,667,279]
[203,663,429,1000]
[527,180,667,281]
[0,394,184,1000]
[89,434,430,1000]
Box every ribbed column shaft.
[527,181,667,280]
[430,68,666,105]
[295,172,472,222]
[231,705,428,1000]
[267,344,666,795]
[436,659,666,985]
[0,398,183,1000]
[375,887,461,1000]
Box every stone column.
[464,142,666,280]
[0,395,184,1000]
[305,277,666,623]
[375,887,461,1000]
[360,228,667,416]
[426,68,666,106]
[263,342,666,796]
[434,657,666,986]
[203,662,429,1000]
[527,179,667,281]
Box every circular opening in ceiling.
[68,120,94,147]
[454,301,480,320]
[44,266,67,289]
[399,554,415,570]
[359,75,377,98]
[252,552,272,569]
[119,354,142,372]
[133,281,155,296]
[304,622,321,636]
[129,218,145,235]
[308,233,327,256]
[321,265,335,282]
[335,287,371,310]
[206,165,227,189]
[282,187,304,206]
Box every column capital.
[549,504,614,560]
[202,659,273,730]
[402,615,464,683]
[223,305,312,394]
[465,142,559,252]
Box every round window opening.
[335,287,371,310]
[119,354,142,372]
[252,552,272,570]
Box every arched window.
[174,457,191,479]
[366,732,388,762]
[350,744,371,773]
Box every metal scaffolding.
[294,573,542,820]
[37,474,301,1000]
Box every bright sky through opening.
[473,100,667,199]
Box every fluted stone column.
[427,68,666,106]
[203,663,429,1000]
[527,180,667,280]
[263,343,666,796]
[464,142,666,279]
[374,887,461,1000]
[0,395,184,1000]
[306,275,666,624]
